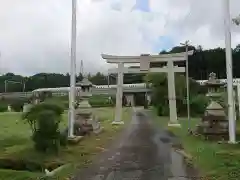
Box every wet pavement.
[73,109,200,180]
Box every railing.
[0,87,152,98]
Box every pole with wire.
[181,41,191,131]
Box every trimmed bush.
[32,110,61,153]
[22,102,64,133]
[11,100,24,112]
[22,103,65,153]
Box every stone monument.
[74,77,102,136]
[7,105,12,112]
[194,72,229,140]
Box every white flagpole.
[223,0,236,143]
[68,0,77,138]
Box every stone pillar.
[7,105,11,112]
[113,63,124,124]
[147,93,151,106]
[144,92,148,109]
[167,61,180,126]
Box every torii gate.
[102,51,194,126]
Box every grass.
[151,109,240,180]
[0,107,132,180]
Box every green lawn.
[0,107,132,180]
[151,109,240,180]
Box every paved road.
[73,110,199,180]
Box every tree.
[145,72,208,116]
[1,44,240,92]
[88,72,108,85]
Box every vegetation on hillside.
[1,45,240,92]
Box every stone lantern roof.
[204,72,225,87]
[206,101,223,110]
[76,77,94,87]
[206,101,226,117]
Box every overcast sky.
[0,0,240,76]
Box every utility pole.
[180,40,190,131]
[223,0,236,143]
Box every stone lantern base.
[112,121,124,125]
[168,123,181,127]
[73,100,103,136]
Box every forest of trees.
[1,44,240,93]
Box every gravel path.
[72,109,200,180]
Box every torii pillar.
[167,59,178,126]
[114,63,124,124]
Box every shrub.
[146,72,209,117]
[190,94,209,116]
[63,101,69,109]
[157,104,163,116]
[22,102,64,133]
[32,110,61,153]
[0,103,7,112]
[89,95,115,107]
[162,105,169,116]
[11,100,24,112]
[59,133,68,147]
[157,104,169,116]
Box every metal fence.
[0,87,151,99]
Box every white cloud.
[0,0,240,75]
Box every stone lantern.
[195,72,229,140]
[75,77,93,124]
[73,77,102,135]
[76,77,93,109]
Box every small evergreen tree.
[32,110,61,153]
